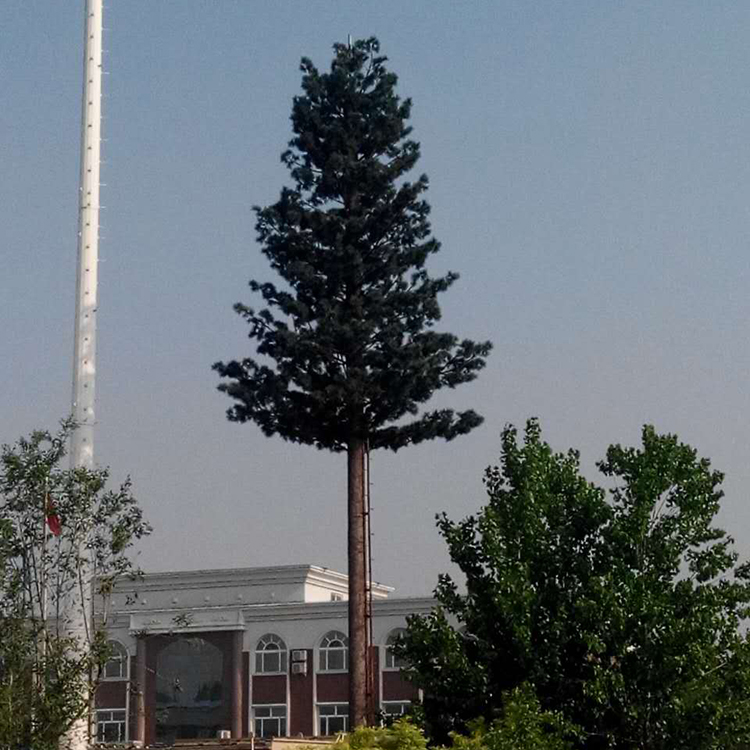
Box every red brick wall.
[243,651,250,737]
[289,648,314,736]
[253,674,286,704]
[381,670,419,702]
[316,672,348,703]
[369,645,380,718]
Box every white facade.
[97,565,432,744]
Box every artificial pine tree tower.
[215,38,491,728]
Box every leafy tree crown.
[214,37,491,451]
[0,419,151,750]
[399,420,750,749]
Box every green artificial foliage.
[0,419,151,750]
[214,37,491,726]
[399,420,750,749]
[214,36,491,451]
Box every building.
[95,565,433,745]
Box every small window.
[384,629,407,670]
[96,708,127,743]
[318,703,349,735]
[254,704,287,737]
[382,701,411,718]
[255,634,288,674]
[319,631,348,672]
[103,641,128,680]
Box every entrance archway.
[154,636,224,742]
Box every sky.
[3,1,750,597]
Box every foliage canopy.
[214,37,491,452]
[400,420,750,749]
[0,420,150,750]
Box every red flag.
[46,493,62,537]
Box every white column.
[71,0,103,470]
[65,2,104,749]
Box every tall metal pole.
[347,437,368,728]
[363,443,374,724]
[71,0,103,471]
[66,1,104,748]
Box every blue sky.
[3,1,750,595]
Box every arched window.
[255,634,288,674]
[384,628,407,670]
[103,640,129,680]
[319,631,348,672]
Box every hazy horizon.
[3,2,750,596]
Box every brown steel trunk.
[347,437,367,728]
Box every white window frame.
[381,701,411,719]
[317,703,349,736]
[318,630,348,673]
[255,633,288,675]
[96,708,128,743]
[383,628,407,670]
[253,703,287,738]
[102,640,129,681]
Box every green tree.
[0,420,150,750]
[442,685,579,750]
[333,718,428,750]
[399,420,750,749]
[214,37,491,726]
